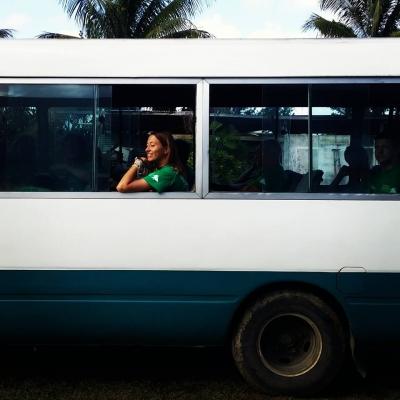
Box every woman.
[116,131,188,193]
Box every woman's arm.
[116,162,151,193]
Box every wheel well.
[227,281,351,345]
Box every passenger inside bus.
[369,132,400,194]
[116,131,189,193]
[330,144,370,193]
[238,139,302,192]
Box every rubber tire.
[232,290,346,396]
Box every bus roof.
[0,38,399,79]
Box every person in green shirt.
[116,131,188,193]
[369,133,400,194]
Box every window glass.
[0,85,94,191]
[0,84,195,193]
[209,84,309,192]
[311,84,400,194]
[97,84,196,191]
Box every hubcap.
[257,313,322,377]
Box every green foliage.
[187,148,194,169]
[330,107,350,116]
[304,0,400,37]
[0,107,37,138]
[303,13,357,37]
[39,0,213,38]
[212,107,293,117]
[37,32,80,38]
[209,121,250,185]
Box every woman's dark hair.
[148,131,185,175]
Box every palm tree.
[0,29,14,39]
[38,0,212,38]
[303,0,400,37]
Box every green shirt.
[369,165,400,194]
[144,165,188,193]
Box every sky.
[0,0,335,39]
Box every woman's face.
[146,135,169,165]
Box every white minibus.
[0,38,400,395]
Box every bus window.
[312,84,400,194]
[0,84,196,192]
[0,84,94,192]
[96,84,196,192]
[209,84,309,193]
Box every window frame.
[205,77,400,201]
[2,77,400,201]
[0,78,202,199]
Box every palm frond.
[59,0,107,26]
[84,16,107,38]
[163,27,213,38]
[0,29,15,39]
[58,0,213,39]
[334,0,370,36]
[150,0,209,28]
[303,13,357,37]
[80,1,115,38]
[310,1,365,36]
[163,0,210,20]
[382,0,400,35]
[36,32,81,39]
[377,0,393,26]
[318,0,400,36]
[320,0,355,14]
[137,0,211,38]
[148,17,213,37]
[123,0,143,35]
[373,0,397,34]
[133,0,165,37]
[145,16,191,37]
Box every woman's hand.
[116,159,151,193]
[133,157,146,169]
[133,157,150,178]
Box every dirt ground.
[0,346,397,400]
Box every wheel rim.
[257,313,323,377]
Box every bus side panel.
[0,270,344,345]
[1,199,400,273]
[338,272,400,346]
[1,199,400,347]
